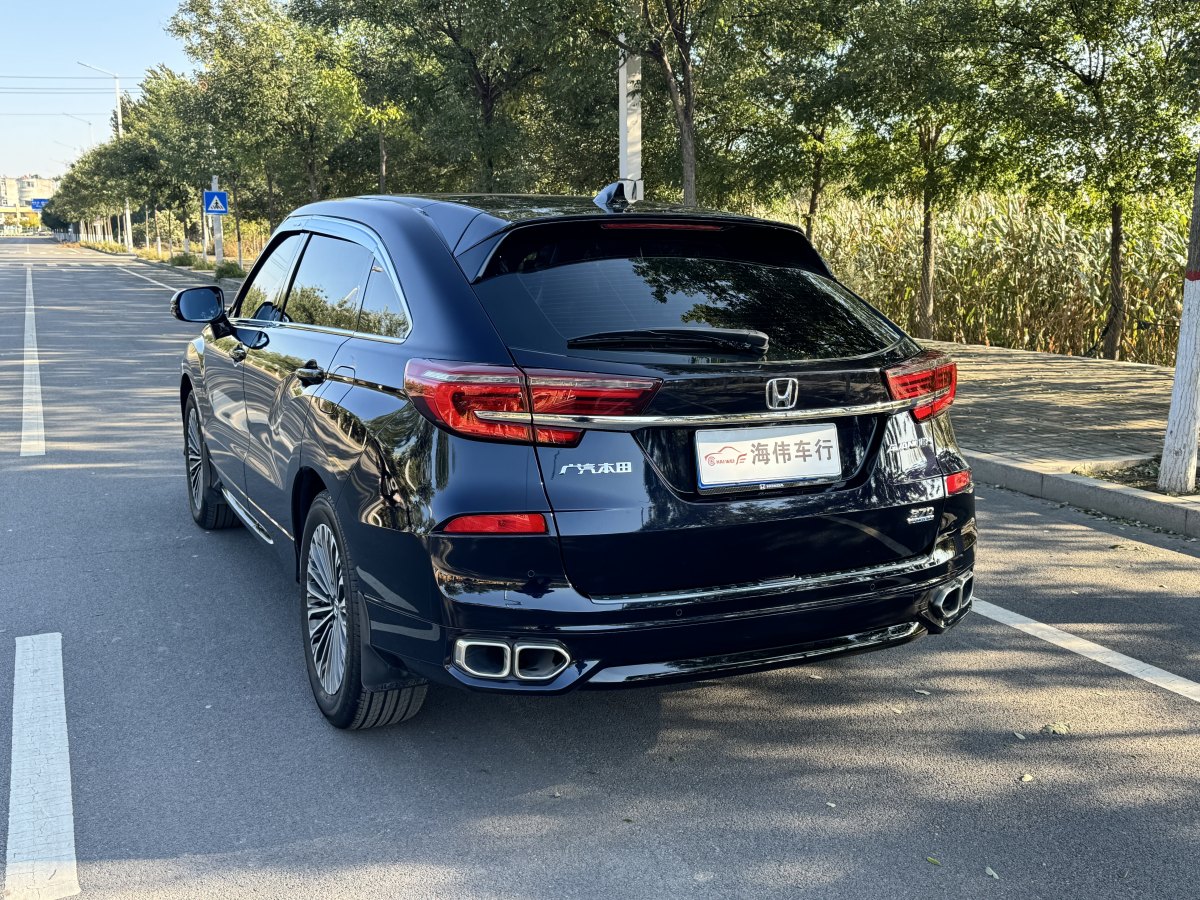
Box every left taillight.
[404,359,660,446]
[883,350,957,421]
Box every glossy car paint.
[179,195,976,695]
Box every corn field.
[761,195,1188,367]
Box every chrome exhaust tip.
[453,639,512,679]
[513,642,571,681]
[930,573,973,623]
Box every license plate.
[696,424,841,489]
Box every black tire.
[183,393,238,530]
[299,492,427,729]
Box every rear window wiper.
[567,327,769,354]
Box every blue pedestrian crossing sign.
[30,199,48,211]
[203,190,229,215]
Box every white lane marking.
[5,634,80,900]
[20,267,45,457]
[118,267,181,291]
[974,599,1200,704]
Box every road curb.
[134,257,245,293]
[966,449,1200,538]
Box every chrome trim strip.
[589,545,954,607]
[591,622,923,683]
[473,392,944,431]
[219,488,274,545]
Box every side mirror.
[171,286,226,324]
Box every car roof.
[288,193,796,257]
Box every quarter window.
[356,260,410,339]
[239,233,304,321]
[281,235,372,331]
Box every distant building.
[0,174,58,209]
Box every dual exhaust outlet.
[930,573,974,623]
[453,638,572,681]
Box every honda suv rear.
[171,188,976,728]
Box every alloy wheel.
[306,523,348,695]
[185,407,204,512]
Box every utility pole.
[211,176,224,266]
[618,40,643,201]
[79,62,133,252]
[1159,152,1200,494]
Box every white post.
[618,40,643,201]
[1159,152,1200,493]
[78,63,133,251]
[200,191,209,264]
[211,175,224,266]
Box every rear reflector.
[883,350,957,421]
[443,513,548,534]
[945,470,973,495]
[404,359,660,445]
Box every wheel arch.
[292,466,329,578]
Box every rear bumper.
[365,542,974,693]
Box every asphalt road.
[1,236,1198,900]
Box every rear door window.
[357,259,410,339]
[281,234,373,331]
[471,222,902,362]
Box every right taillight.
[404,359,660,445]
[883,350,957,421]
[945,469,973,495]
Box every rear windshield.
[471,223,903,362]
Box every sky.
[0,1,191,177]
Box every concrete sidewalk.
[932,341,1200,537]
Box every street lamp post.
[78,61,133,252]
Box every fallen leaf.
[890,707,904,714]
[808,673,824,680]
[927,857,941,866]
[985,867,1000,880]
[914,689,931,696]
[826,802,836,808]
[1041,722,1071,735]
[1014,732,1026,740]
[623,817,634,823]
[1020,774,1034,783]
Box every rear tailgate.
[468,218,947,598]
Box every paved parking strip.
[0,237,1198,899]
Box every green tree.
[841,0,1005,339]
[988,0,1200,358]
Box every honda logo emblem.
[765,377,799,410]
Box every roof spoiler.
[593,179,644,211]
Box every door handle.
[296,362,326,385]
[230,343,247,362]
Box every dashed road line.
[20,267,45,457]
[974,598,1200,704]
[4,633,80,900]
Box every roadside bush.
[214,260,247,280]
[192,257,215,271]
[168,253,197,267]
[82,240,129,255]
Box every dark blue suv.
[171,188,976,728]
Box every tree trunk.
[166,209,174,258]
[1158,153,1200,493]
[378,123,388,193]
[1101,201,1126,360]
[154,208,161,258]
[265,170,277,232]
[653,46,697,206]
[916,188,937,340]
[805,147,825,241]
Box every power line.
[0,74,115,80]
